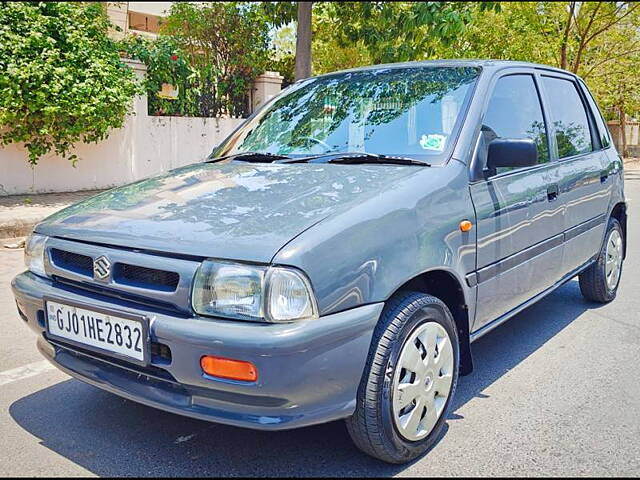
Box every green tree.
[328,2,500,64]
[266,21,296,85]
[0,2,140,165]
[560,2,640,73]
[433,2,563,64]
[434,2,640,74]
[260,2,498,79]
[258,2,310,79]
[159,2,271,117]
[434,1,640,151]
[265,5,372,78]
[312,6,372,74]
[118,34,199,116]
[593,47,640,156]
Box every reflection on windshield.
[217,67,480,162]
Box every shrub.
[118,34,200,117]
[0,2,141,165]
[159,2,271,118]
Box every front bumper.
[12,271,382,430]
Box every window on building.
[128,11,161,34]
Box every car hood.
[36,161,417,263]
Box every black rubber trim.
[563,214,606,242]
[476,234,563,284]
[468,214,606,286]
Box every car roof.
[314,59,578,80]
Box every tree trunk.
[619,104,628,158]
[295,2,313,80]
[560,2,576,70]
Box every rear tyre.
[346,292,459,464]
[579,217,624,303]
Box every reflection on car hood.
[36,161,417,262]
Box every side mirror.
[486,138,538,171]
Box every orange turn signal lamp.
[201,355,258,382]
[459,220,473,232]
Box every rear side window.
[542,76,593,158]
[481,74,549,173]
[580,81,611,148]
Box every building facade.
[106,2,172,39]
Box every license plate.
[45,299,149,364]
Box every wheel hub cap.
[392,321,454,441]
[605,229,623,290]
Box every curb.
[0,219,39,239]
[0,189,106,241]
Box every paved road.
[1,176,639,477]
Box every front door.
[469,72,565,332]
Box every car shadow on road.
[9,279,604,477]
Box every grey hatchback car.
[12,60,627,463]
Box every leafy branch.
[0,2,141,165]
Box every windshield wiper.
[277,152,430,166]
[206,151,291,163]
[207,151,429,166]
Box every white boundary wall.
[0,59,245,196]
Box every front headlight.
[24,233,48,277]
[192,260,318,323]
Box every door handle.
[547,184,559,202]
[600,170,609,183]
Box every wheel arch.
[610,201,627,258]
[386,268,474,376]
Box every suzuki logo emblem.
[93,255,111,280]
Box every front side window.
[480,74,549,175]
[542,76,593,158]
[215,67,480,164]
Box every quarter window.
[542,76,593,158]
[580,80,611,148]
[481,75,549,175]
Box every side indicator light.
[200,355,258,382]
[459,220,473,232]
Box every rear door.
[469,70,565,331]
[539,74,610,276]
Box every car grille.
[114,263,180,291]
[45,238,199,314]
[50,248,180,292]
[51,249,93,276]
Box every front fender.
[273,162,476,316]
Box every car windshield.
[214,66,480,164]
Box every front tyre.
[346,292,459,464]
[579,217,624,303]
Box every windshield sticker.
[420,134,447,152]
